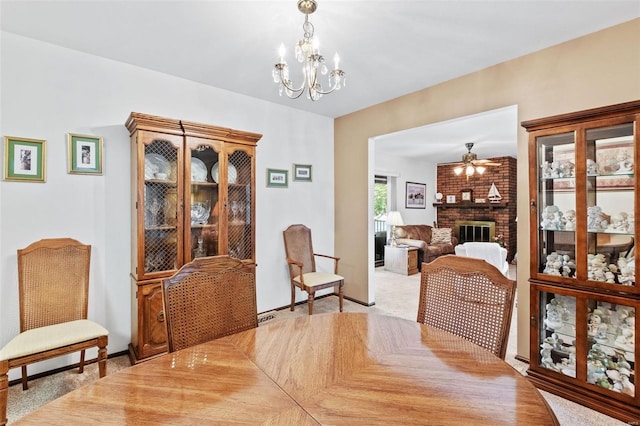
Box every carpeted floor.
[5,266,626,425]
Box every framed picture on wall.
[3,136,46,182]
[67,133,103,175]
[293,164,312,182]
[405,182,426,209]
[267,168,288,188]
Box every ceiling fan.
[448,143,501,178]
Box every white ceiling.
[2,0,638,160]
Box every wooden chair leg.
[1,361,8,426]
[307,291,315,315]
[20,366,27,391]
[98,336,108,378]
[339,282,344,312]
[78,349,86,374]
[290,284,296,311]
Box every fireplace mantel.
[434,202,508,210]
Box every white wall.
[373,151,437,226]
[0,32,335,379]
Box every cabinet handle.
[157,311,165,322]
[530,315,537,326]
[530,199,536,208]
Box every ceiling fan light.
[465,165,475,176]
[476,166,486,174]
[453,166,463,176]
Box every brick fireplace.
[436,156,517,261]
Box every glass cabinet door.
[143,138,181,276]
[537,290,577,377]
[586,299,635,397]
[536,132,577,280]
[584,123,635,288]
[187,143,220,261]
[227,149,254,261]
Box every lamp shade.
[387,211,404,226]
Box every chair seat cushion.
[293,272,344,288]
[0,319,108,361]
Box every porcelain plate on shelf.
[211,162,237,184]
[145,153,170,180]
[191,157,208,182]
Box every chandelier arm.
[311,70,345,95]
[278,74,306,95]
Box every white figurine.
[564,209,576,231]
[541,205,562,230]
[586,158,599,175]
[587,206,609,231]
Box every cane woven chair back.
[163,255,258,352]
[18,239,91,330]
[282,224,344,315]
[417,255,516,359]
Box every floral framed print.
[405,181,426,209]
[68,133,103,175]
[3,136,46,182]
[293,164,312,182]
[267,168,288,188]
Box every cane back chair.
[162,255,258,352]
[282,224,344,315]
[0,238,108,425]
[417,255,515,359]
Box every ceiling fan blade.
[472,159,501,166]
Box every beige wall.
[334,18,640,359]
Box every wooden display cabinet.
[523,100,640,422]
[125,112,262,363]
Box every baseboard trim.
[260,292,374,315]
[7,350,129,387]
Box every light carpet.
[6,266,626,425]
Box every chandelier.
[272,0,346,101]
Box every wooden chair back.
[17,238,91,331]
[417,255,516,359]
[283,224,316,276]
[162,256,258,352]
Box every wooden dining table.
[16,312,558,425]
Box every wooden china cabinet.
[125,112,262,363]
[523,100,640,422]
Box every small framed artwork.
[293,164,312,182]
[461,189,473,202]
[446,195,456,204]
[3,136,46,182]
[405,182,426,209]
[267,168,288,188]
[68,133,103,175]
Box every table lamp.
[387,211,404,247]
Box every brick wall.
[436,156,517,261]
